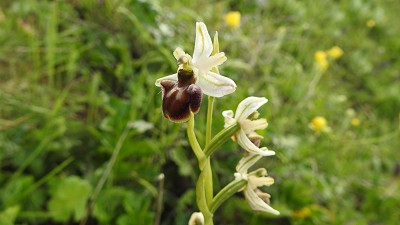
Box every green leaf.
[1,176,34,206]
[117,192,154,225]
[0,206,20,225]
[170,147,194,177]
[48,176,92,222]
[93,187,129,224]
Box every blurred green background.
[1,0,399,225]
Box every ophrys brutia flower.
[235,153,280,215]
[159,55,202,123]
[156,22,236,98]
[222,97,275,156]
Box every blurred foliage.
[0,0,399,225]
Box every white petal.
[194,52,227,73]
[222,110,234,119]
[235,97,268,121]
[155,73,178,87]
[222,110,236,127]
[237,129,275,156]
[234,172,247,181]
[196,71,236,97]
[173,47,186,60]
[193,22,213,63]
[236,153,263,175]
[244,185,280,215]
[247,131,264,140]
[173,47,193,64]
[248,175,274,188]
[241,118,268,134]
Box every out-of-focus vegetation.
[1,0,399,225]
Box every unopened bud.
[188,212,204,225]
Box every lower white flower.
[236,153,280,215]
[223,96,275,156]
[245,171,279,215]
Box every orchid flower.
[222,97,275,156]
[235,153,280,215]
[155,22,236,98]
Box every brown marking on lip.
[160,80,203,123]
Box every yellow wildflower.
[314,51,329,72]
[327,46,344,59]
[351,118,361,126]
[366,19,376,28]
[225,11,241,29]
[292,207,311,219]
[309,116,329,133]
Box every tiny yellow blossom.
[366,19,376,28]
[309,116,328,132]
[314,51,326,62]
[314,51,329,72]
[351,118,361,126]
[327,46,344,59]
[292,207,311,219]
[225,11,241,29]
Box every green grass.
[1,0,399,225]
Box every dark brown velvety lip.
[160,81,203,123]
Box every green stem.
[206,96,214,145]
[210,178,247,213]
[196,171,214,225]
[189,101,214,223]
[203,32,221,210]
[187,113,206,169]
[204,157,213,207]
[204,123,240,157]
[209,169,265,214]
[204,96,215,207]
